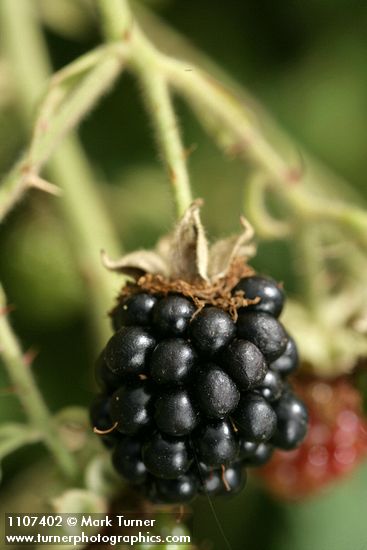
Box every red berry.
[257,376,367,499]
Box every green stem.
[161,56,288,183]
[0,286,78,479]
[138,70,193,217]
[275,186,367,249]
[29,54,124,172]
[97,0,193,217]
[97,0,132,41]
[294,229,324,315]
[0,0,123,345]
[243,172,292,239]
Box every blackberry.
[237,311,288,361]
[269,335,299,376]
[91,220,306,504]
[150,338,196,385]
[239,439,274,466]
[259,376,367,499]
[194,420,239,467]
[112,293,157,331]
[198,463,246,496]
[254,370,283,402]
[95,354,122,393]
[112,437,147,484]
[154,389,199,436]
[142,431,192,479]
[271,392,308,449]
[90,394,120,448]
[194,364,240,419]
[152,472,199,503]
[104,327,156,377]
[233,394,277,442]
[221,339,267,390]
[109,382,154,434]
[153,295,195,337]
[190,307,235,354]
[234,275,285,318]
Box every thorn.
[221,464,231,492]
[190,197,204,209]
[183,143,197,159]
[93,421,118,435]
[0,385,17,395]
[0,304,16,316]
[168,165,177,184]
[285,148,306,184]
[27,174,63,197]
[285,167,302,184]
[23,347,39,366]
[227,138,248,157]
[39,119,49,132]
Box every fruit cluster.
[258,375,367,499]
[90,274,308,504]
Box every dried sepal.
[208,216,256,279]
[169,199,209,282]
[101,249,169,279]
[101,201,256,289]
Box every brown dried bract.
[111,258,259,322]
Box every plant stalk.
[0,286,78,479]
[0,0,123,345]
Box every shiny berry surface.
[104,327,156,376]
[112,437,147,484]
[234,275,285,317]
[150,338,197,385]
[153,295,195,337]
[237,311,288,361]
[195,420,239,467]
[112,293,157,330]
[221,339,267,390]
[142,432,192,479]
[109,382,154,434]
[190,307,236,354]
[194,364,240,419]
[270,335,299,376]
[233,394,277,442]
[154,389,199,436]
[92,273,304,504]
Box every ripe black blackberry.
[91,204,308,504]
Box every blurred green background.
[1,1,367,549]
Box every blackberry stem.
[3,0,366,238]
[97,0,193,217]
[0,0,122,346]
[0,285,78,479]
[98,0,132,42]
[137,70,193,218]
[294,228,326,315]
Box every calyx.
[102,200,259,318]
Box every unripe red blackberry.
[91,203,307,503]
[258,376,367,500]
